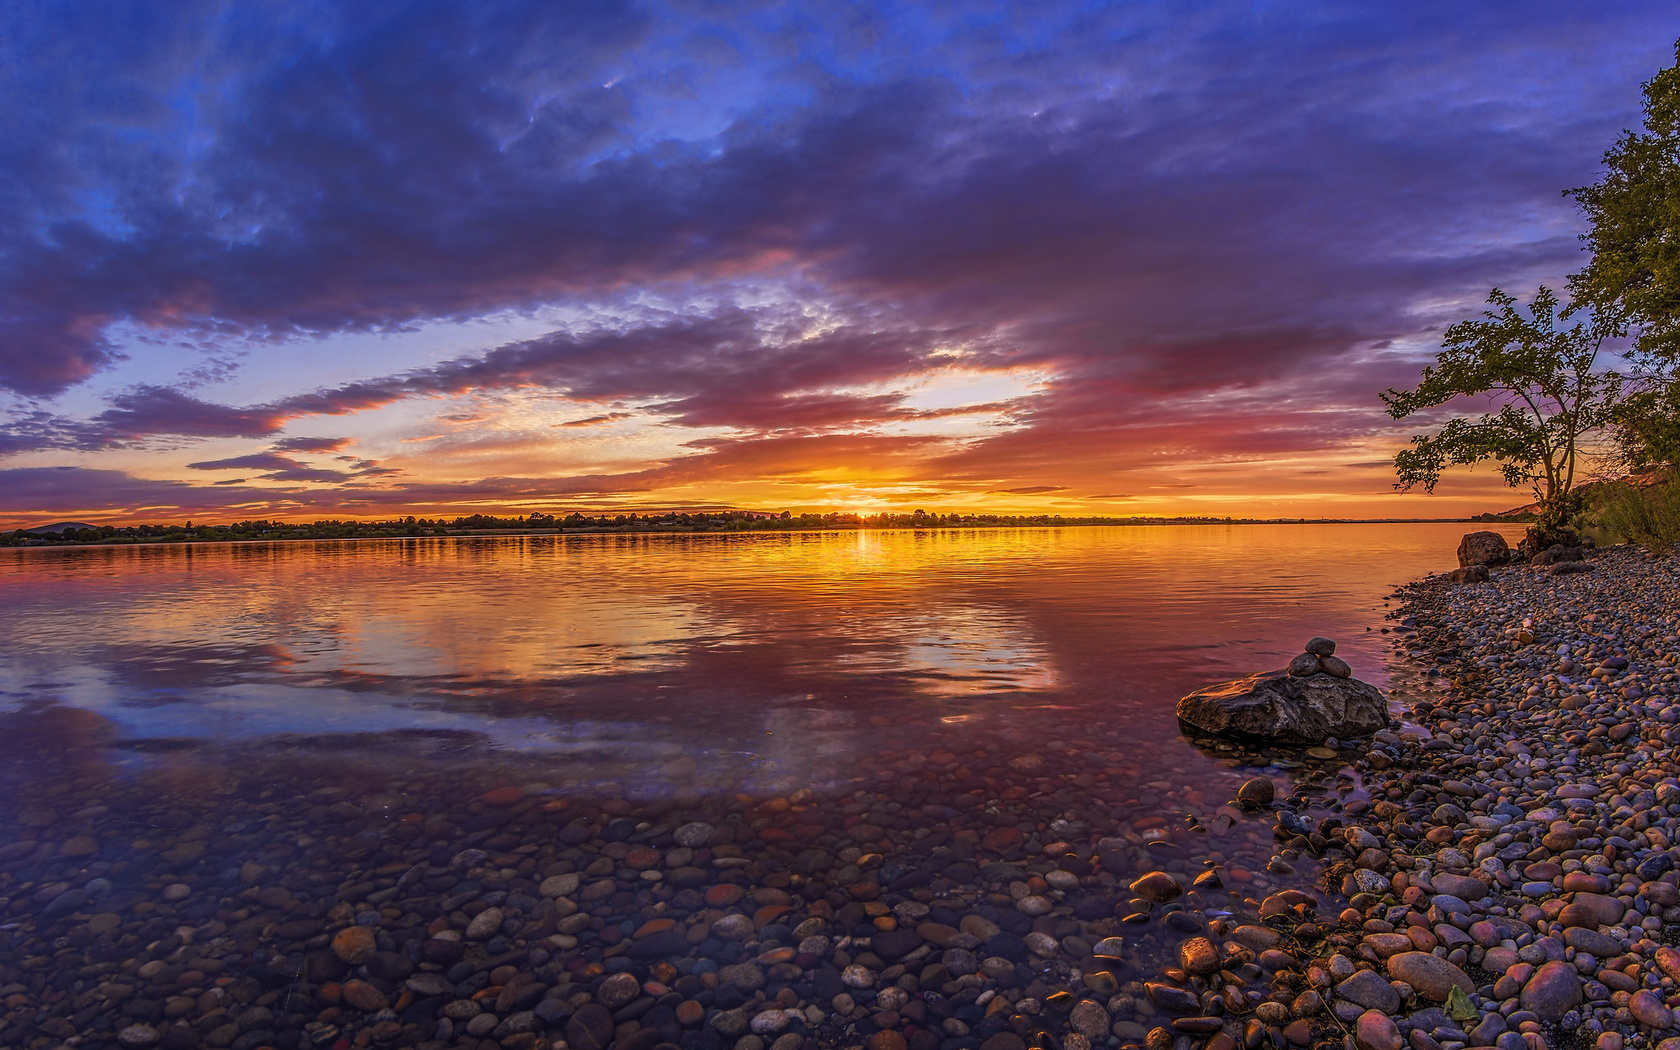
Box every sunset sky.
[2,2,1677,525]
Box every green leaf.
[1446,985,1477,1022]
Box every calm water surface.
[0,523,1515,780]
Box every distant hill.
[22,522,99,535]
[1484,477,1647,520]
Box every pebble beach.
[3,540,1674,1050]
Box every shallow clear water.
[0,522,1524,1049]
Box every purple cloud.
[272,436,351,453]
[187,450,398,484]
[0,2,1675,514]
[187,453,300,472]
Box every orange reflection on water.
[0,523,1524,756]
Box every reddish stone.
[982,827,1024,852]
[705,884,745,907]
[331,926,377,964]
[341,980,388,1012]
[753,904,791,927]
[481,786,525,807]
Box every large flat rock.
[1177,670,1389,744]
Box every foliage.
[1607,381,1680,475]
[1567,40,1680,482]
[1590,475,1680,550]
[1568,41,1680,363]
[1382,286,1620,523]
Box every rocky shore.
[2,542,1675,1050]
[1252,541,1680,1050]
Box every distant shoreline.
[1,516,1531,550]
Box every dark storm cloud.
[1,1,1676,511]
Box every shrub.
[1591,476,1680,549]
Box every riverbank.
[1206,542,1680,1050]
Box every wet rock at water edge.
[1177,638,1388,743]
[1179,936,1220,975]
[1130,870,1184,902]
[1236,776,1275,807]
[1287,652,1322,677]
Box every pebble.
[1336,969,1401,1014]
[59,835,97,857]
[464,905,504,939]
[330,924,377,963]
[1179,936,1221,975]
[674,820,715,847]
[340,980,388,1012]
[1522,961,1584,1022]
[1070,999,1109,1038]
[1632,989,1674,1029]
[1237,776,1275,806]
[597,971,641,1009]
[1129,870,1183,901]
[1385,952,1473,1002]
[1357,1011,1404,1050]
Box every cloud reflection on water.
[0,525,1523,783]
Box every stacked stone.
[1285,636,1352,679]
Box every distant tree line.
[2,509,1372,547]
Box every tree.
[1381,286,1621,539]
[1568,41,1680,480]
[1568,41,1680,363]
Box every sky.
[1,1,1676,525]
